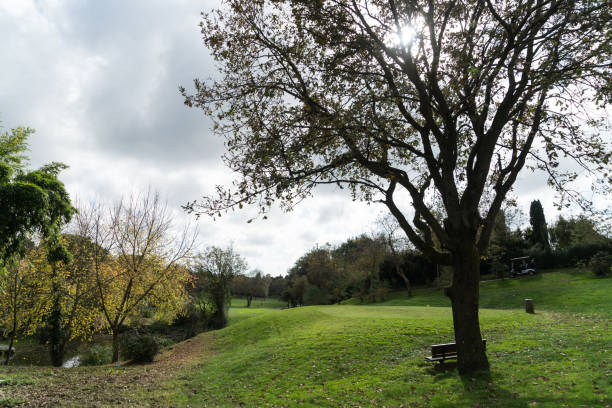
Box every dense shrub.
[589,251,612,277]
[490,261,509,279]
[303,285,328,305]
[120,332,159,363]
[155,336,175,349]
[525,246,555,269]
[561,242,611,267]
[139,303,155,319]
[175,295,217,338]
[80,345,113,366]
[146,320,173,335]
[268,276,288,297]
[371,286,390,302]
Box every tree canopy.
[196,245,248,328]
[0,126,74,263]
[73,193,196,362]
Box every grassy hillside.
[1,269,610,407]
[347,269,612,316]
[148,269,611,407]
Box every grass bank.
[346,268,611,316]
[150,269,611,407]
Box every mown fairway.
[2,269,611,407]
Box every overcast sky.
[0,0,606,275]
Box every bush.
[175,295,217,337]
[490,261,509,279]
[371,286,390,302]
[589,251,612,277]
[563,242,611,267]
[139,302,155,319]
[155,336,175,349]
[303,285,328,305]
[120,332,159,363]
[525,245,555,269]
[80,345,113,366]
[146,320,173,335]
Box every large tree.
[549,214,609,250]
[196,245,248,329]
[184,0,611,373]
[75,192,196,362]
[232,269,270,307]
[0,126,74,365]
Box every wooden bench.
[425,339,486,363]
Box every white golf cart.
[510,256,536,278]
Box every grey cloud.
[1,1,223,171]
[2,0,593,277]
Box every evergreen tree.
[529,200,550,249]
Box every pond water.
[62,355,81,368]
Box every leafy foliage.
[0,125,74,366]
[0,127,30,173]
[185,0,610,260]
[0,257,47,364]
[71,193,195,362]
[79,345,113,366]
[589,251,612,277]
[0,127,74,263]
[196,246,248,329]
[119,332,159,363]
[549,215,609,250]
[231,270,270,307]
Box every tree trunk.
[445,242,489,374]
[395,265,412,297]
[3,337,14,365]
[111,329,120,363]
[49,296,64,367]
[5,306,18,366]
[211,292,228,329]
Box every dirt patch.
[0,333,215,407]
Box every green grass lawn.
[230,296,287,310]
[147,269,611,407]
[355,269,612,316]
[2,269,610,407]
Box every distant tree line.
[278,202,611,307]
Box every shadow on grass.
[425,367,603,408]
[425,368,526,407]
[425,361,457,375]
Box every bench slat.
[426,339,486,363]
[426,354,457,362]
